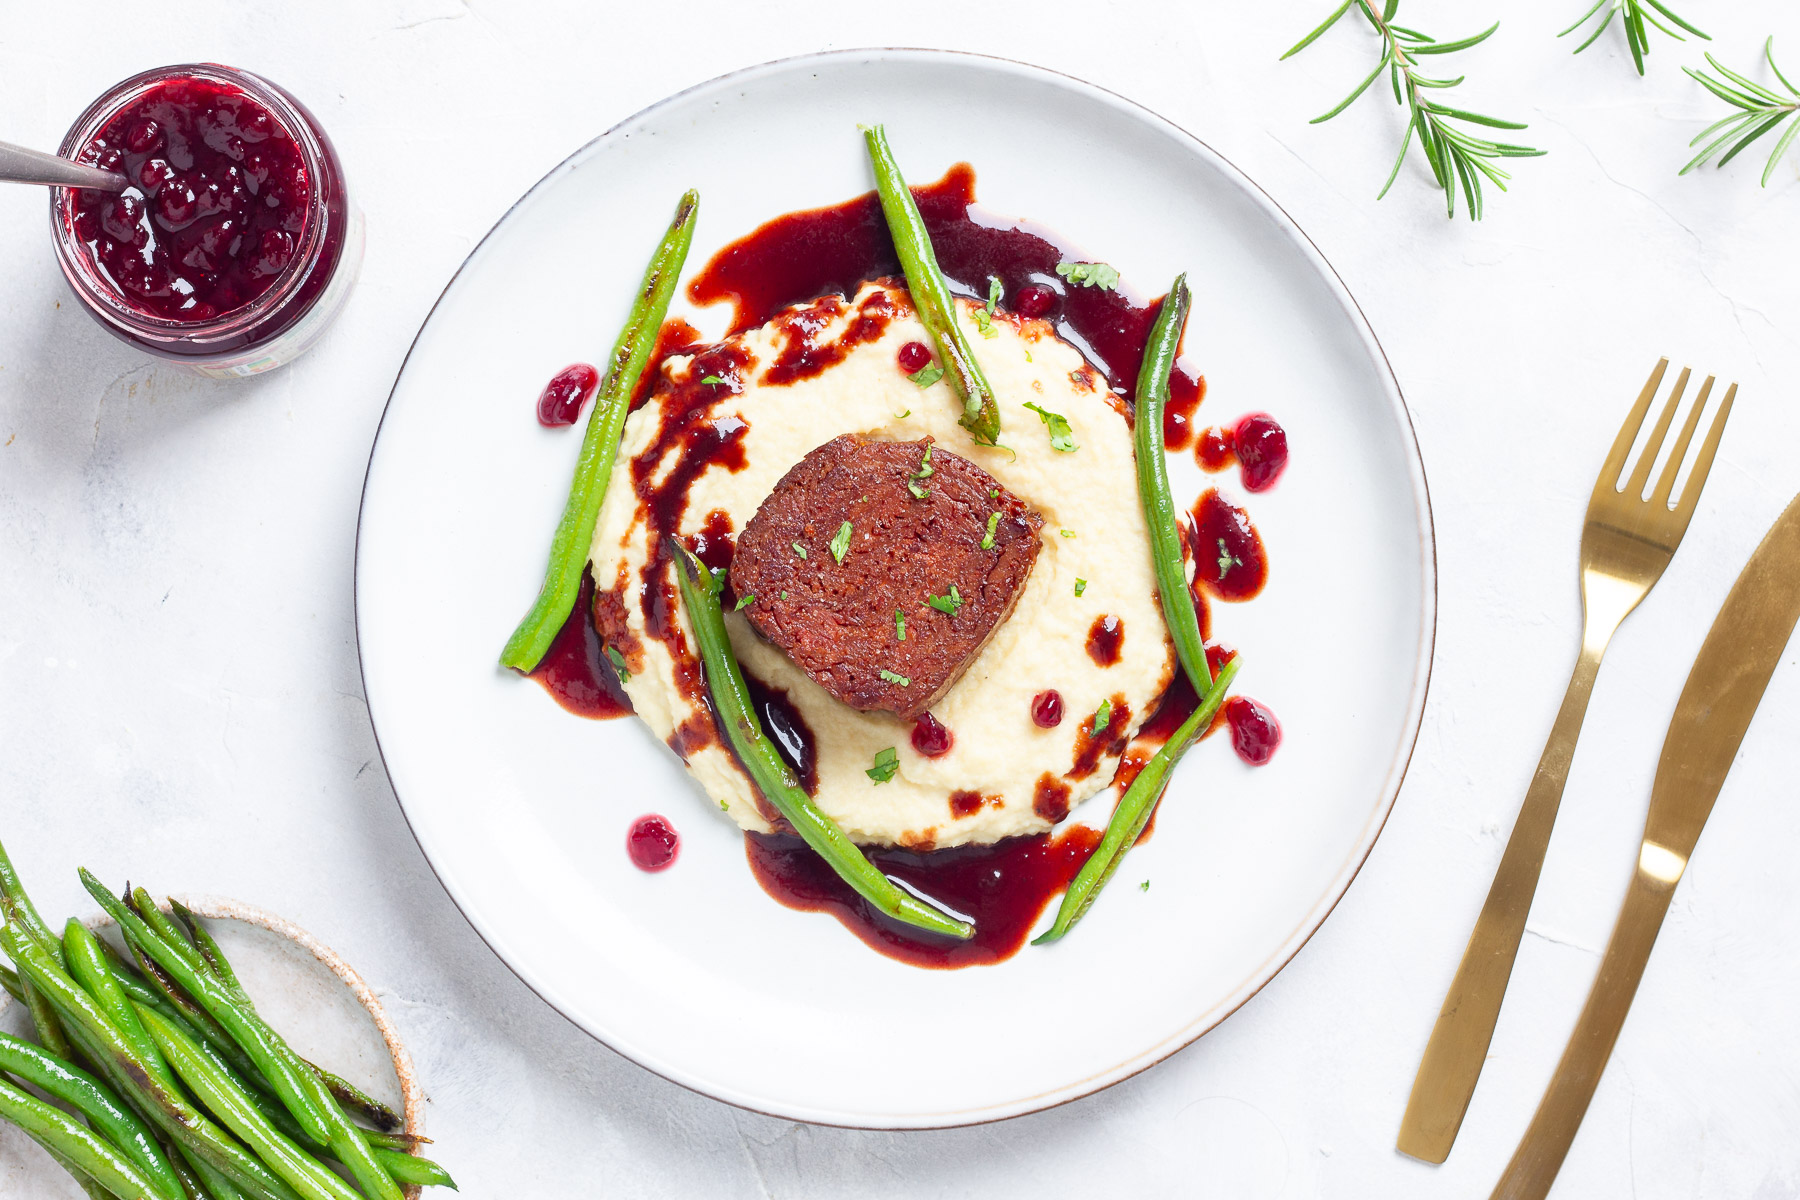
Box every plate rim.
[353,45,1438,1130]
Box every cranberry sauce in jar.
[52,64,360,377]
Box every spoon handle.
[0,140,128,192]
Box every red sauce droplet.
[536,363,600,427]
[897,340,932,373]
[626,815,680,871]
[1162,374,1206,451]
[1191,489,1269,601]
[1196,426,1236,472]
[949,790,986,817]
[911,712,953,758]
[1030,689,1064,728]
[746,825,1104,968]
[527,570,633,720]
[1013,284,1055,317]
[1234,413,1289,492]
[1225,696,1282,765]
[1085,614,1124,666]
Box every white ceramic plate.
[356,49,1434,1128]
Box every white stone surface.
[2,1,1798,1195]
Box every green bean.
[139,1006,364,1200]
[1131,275,1211,693]
[0,835,64,961]
[80,871,331,1148]
[166,901,403,1133]
[65,920,171,1087]
[863,125,1001,446]
[0,1029,179,1197]
[1,928,302,1200]
[168,900,244,999]
[500,189,701,672]
[37,1139,116,1200]
[0,1075,178,1200]
[374,1146,457,1189]
[278,1038,405,1200]
[1034,657,1241,945]
[670,541,973,940]
[163,1146,210,1200]
[179,1145,250,1200]
[22,974,75,1060]
[0,959,22,1002]
[129,890,207,974]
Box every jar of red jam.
[51,64,361,377]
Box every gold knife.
[1489,491,1800,1200]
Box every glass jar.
[51,64,362,378]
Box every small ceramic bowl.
[1,896,426,1198]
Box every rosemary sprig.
[1681,39,1800,187]
[1559,0,1708,75]
[1282,0,1545,221]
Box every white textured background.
[3,1,1798,1196]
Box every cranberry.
[156,179,200,230]
[1031,690,1064,728]
[897,341,933,374]
[1013,284,1055,317]
[626,814,680,871]
[100,194,145,244]
[70,75,315,324]
[912,712,954,758]
[1233,413,1289,492]
[537,363,601,427]
[249,230,294,279]
[125,119,163,154]
[1224,696,1282,765]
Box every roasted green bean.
[671,541,973,940]
[0,1075,180,1200]
[1132,274,1211,694]
[1034,657,1240,945]
[501,189,700,672]
[863,125,1001,446]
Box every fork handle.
[1396,640,1606,1163]
[1488,864,1677,1199]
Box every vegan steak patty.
[728,434,1043,720]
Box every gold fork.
[1397,359,1736,1163]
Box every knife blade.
[1489,490,1800,1200]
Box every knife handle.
[1488,856,1680,1200]
[1397,642,1605,1162]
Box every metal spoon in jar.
[0,139,127,191]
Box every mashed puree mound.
[588,281,1173,849]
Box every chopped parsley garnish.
[989,488,999,498]
[908,364,945,389]
[1023,401,1078,452]
[791,542,807,560]
[866,746,900,784]
[700,374,726,386]
[1055,261,1120,290]
[1140,879,1150,892]
[1217,537,1243,580]
[925,585,963,616]
[907,444,934,499]
[604,646,631,682]
[719,798,731,811]
[1091,699,1113,737]
[1024,348,1033,363]
[1060,529,1076,538]
[880,668,911,687]
[830,521,853,563]
[780,590,789,600]
[895,609,907,641]
[734,594,756,610]
[1074,578,1088,596]
[974,277,1001,338]
[980,511,1000,550]
[894,408,910,419]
